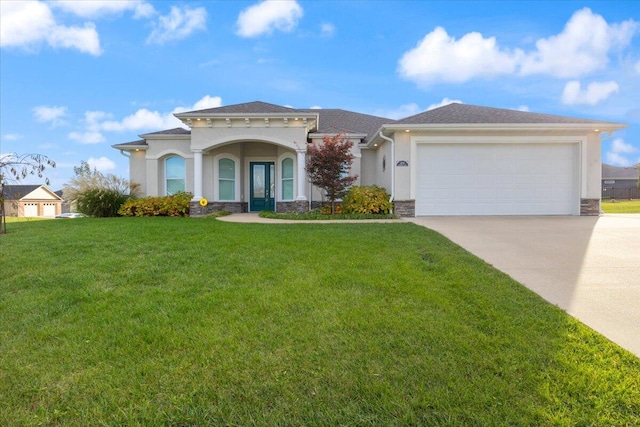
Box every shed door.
[24,203,38,217]
[415,143,579,215]
[43,203,56,217]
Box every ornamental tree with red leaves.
[305,133,358,214]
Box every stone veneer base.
[393,200,415,217]
[190,201,247,217]
[277,201,311,213]
[580,198,601,216]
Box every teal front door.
[250,162,275,211]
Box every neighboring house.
[1,185,63,217]
[602,163,640,200]
[112,101,626,217]
[54,189,73,214]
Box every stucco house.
[1,185,63,217]
[112,101,626,216]
[602,163,639,199]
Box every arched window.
[218,158,235,200]
[281,157,294,200]
[165,156,185,195]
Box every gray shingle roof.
[602,163,640,180]
[187,101,298,115]
[301,109,393,142]
[395,103,607,125]
[2,185,43,200]
[115,101,625,149]
[142,128,190,136]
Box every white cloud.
[33,105,68,126]
[68,131,106,144]
[2,133,23,141]
[398,27,520,84]
[75,95,222,137]
[1,1,54,49]
[236,0,303,38]
[397,8,638,85]
[517,105,530,112]
[147,5,207,45]
[0,1,102,55]
[384,103,422,119]
[605,138,639,166]
[561,80,619,105]
[174,95,223,113]
[87,156,116,172]
[52,0,155,19]
[520,8,638,78]
[612,138,638,154]
[321,23,335,38]
[101,108,179,132]
[635,60,640,74]
[48,22,102,55]
[427,98,462,111]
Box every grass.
[601,199,640,213]
[1,218,638,426]
[3,216,51,223]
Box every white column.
[192,149,203,201]
[296,148,307,201]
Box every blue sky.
[1,0,639,190]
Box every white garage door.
[416,143,578,216]
[24,203,38,217]
[43,203,56,217]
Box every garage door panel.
[416,143,578,216]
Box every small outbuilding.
[1,185,63,218]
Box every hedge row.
[118,192,192,217]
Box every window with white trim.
[165,156,185,195]
[218,158,235,200]
[281,157,294,200]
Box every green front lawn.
[1,218,638,425]
[601,199,640,213]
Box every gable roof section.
[602,163,640,180]
[2,185,40,200]
[395,103,608,125]
[1,184,62,201]
[188,101,298,115]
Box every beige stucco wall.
[129,151,146,195]
[584,132,602,199]
[190,123,308,152]
[392,132,412,200]
[373,140,392,195]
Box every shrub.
[77,188,129,217]
[118,192,192,217]
[320,204,342,214]
[342,185,393,214]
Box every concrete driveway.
[406,215,640,357]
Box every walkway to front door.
[250,162,275,211]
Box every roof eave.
[137,133,191,140]
[383,122,626,131]
[309,132,368,139]
[366,122,628,147]
[112,143,149,151]
[174,111,319,120]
